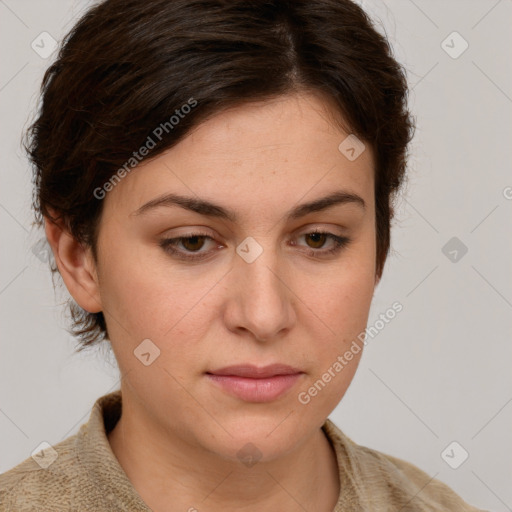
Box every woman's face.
[93,91,376,462]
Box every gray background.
[1,1,511,510]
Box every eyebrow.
[131,190,366,222]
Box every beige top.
[0,390,486,511]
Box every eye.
[159,229,351,262]
[293,229,351,258]
[159,231,218,261]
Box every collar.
[77,389,359,511]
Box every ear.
[44,213,102,314]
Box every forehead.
[102,92,374,220]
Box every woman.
[0,0,486,510]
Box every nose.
[222,240,296,342]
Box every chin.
[199,413,311,464]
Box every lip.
[206,364,304,402]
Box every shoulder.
[0,432,83,511]
[323,420,489,512]
[0,420,118,512]
[0,390,129,512]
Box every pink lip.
[206,364,304,402]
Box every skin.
[45,91,379,511]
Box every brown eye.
[159,231,218,261]
[304,232,328,249]
[294,230,351,259]
[180,235,207,252]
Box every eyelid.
[295,224,347,237]
[158,230,220,261]
[158,226,351,262]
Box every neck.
[107,396,340,511]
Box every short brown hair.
[26,0,415,351]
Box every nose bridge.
[227,235,294,339]
[237,235,286,303]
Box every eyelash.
[159,229,351,262]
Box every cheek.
[300,273,373,369]
[296,237,376,396]
[295,279,373,416]
[302,238,376,344]
[97,237,223,365]
[100,264,212,337]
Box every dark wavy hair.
[25,0,415,352]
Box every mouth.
[206,364,305,403]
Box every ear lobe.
[44,215,102,314]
